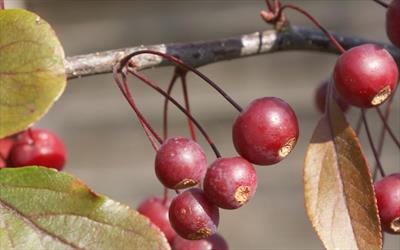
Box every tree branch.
[65,26,400,80]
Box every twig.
[65,26,400,80]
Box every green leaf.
[0,167,170,250]
[0,9,66,138]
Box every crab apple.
[155,137,207,189]
[204,157,257,209]
[387,0,400,48]
[137,196,176,244]
[9,129,67,170]
[173,234,228,250]
[314,79,349,113]
[333,44,398,108]
[0,137,15,168]
[232,97,299,165]
[374,173,400,234]
[169,188,219,240]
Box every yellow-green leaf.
[0,9,66,138]
[304,98,382,249]
[0,166,170,250]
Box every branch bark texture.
[65,26,400,80]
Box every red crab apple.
[172,234,229,250]
[387,0,400,48]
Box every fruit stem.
[127,67,222,159]
[180,72,197,141]
[162,187,169,205]
[361,109,386,177]
[373,96,394,180]
[119,50,243,113]
[375,105,400,149]
[355,113,363,135]
[113,69,164,146]
[163,70,179,140]
[264,0,274,11]
[372,0,389,8]
[276,4,346,54]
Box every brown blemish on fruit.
[187,228,211,240]
[174,179,197,189]
[234,186,251,204]
[371,85,391,106]
[391,217,400,233]
[279,137,296,157]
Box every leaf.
[304,97,382,249]
[0,10,66,138]
[0,167,170,250]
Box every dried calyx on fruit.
[9,128,67,171]
[232,97,299,165]
[155,137,208,189]
[333,44,398,108]
[169,188,219,240]
[374,173,400,234]
[204,157,257,209]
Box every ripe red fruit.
[204,157,257,209]
[9,129,67,170]
[169,188,219,240]
[0,137,15,168]
[173,234,229,250]
[314,79,349,113]
[232,97,299,165]
[387,0,400,48]
[374,173,400,234]
[333,44,398,108]
[155,137,207,189]
[137,196,176,244]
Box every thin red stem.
[264,0,273,11]
[127,68,222,159]
[276,4,346,54]
[113,67,163,146]
[119,50,243,112]
[372,0,389,8]
[373,96,394,180]
[120,74,160,151]
[162,187,169,205]
[375,106,400,149]
[355,113,363,135]
[163,71,179,140]
[180,73,197,141]
[361,109,386,177]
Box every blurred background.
[7,0,399,249]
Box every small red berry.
[386,0,400,48]
[374,173,400,234]
[204,157,257,209]
[232,97,299,165]
[9,129,67,170]
[172,234,229,250]
[155,137,207,189]
[314,79,349,113]
[0,137,15,168]
[333,44,398,108]
[137,196,176,244]
[169,188,219,240]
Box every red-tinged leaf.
[304,97,382,249]
[0,167,170,250]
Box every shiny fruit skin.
[333,44,398,108]
[204,157,257,209]
[155,137,207,189]
[172,234,228,250]
[169,188,219,240]
[232,97,299,165]
[0,137,15,168]
[137,196,176,244]
[9,129,67,170]
[374,173,400,234]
